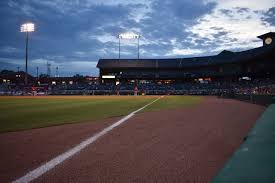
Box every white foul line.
[12,97,162,183]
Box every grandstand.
[97,32,275,83]
[0,32,275,96]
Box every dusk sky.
[0,0,274,76]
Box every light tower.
[36,66,39,79]
[118,32,141,59]
[55,66,59,77]
[47,61,51,77]
[20,22,35,85]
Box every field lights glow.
[118,32,140,39]
[102,75,116,79]
[20,23,35,32]
[118,32,141,59]
[20,22,35,85]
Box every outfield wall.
[233,94,275,106]
[211,104,275,183]
[50,89,223,96]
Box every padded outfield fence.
[211,104,275,183]
[49,89,223,96]
[231,94,275,106]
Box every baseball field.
[0,96,201,133]
[0,96,265,183]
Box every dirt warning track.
[0,97,265,183]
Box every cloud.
[235,7,250,14]
[219,9,233,17]
[134,0,217,57]
[0,46,19,53]
[1,0,275,76]
[165,48,204,56]
[262,7,275,26]
[186,1,275,53]
[208,0,275,11]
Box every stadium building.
[97,32,275,84]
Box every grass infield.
[0,95,201,133]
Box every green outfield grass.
[0,96,201,133]
[143,96,201,112]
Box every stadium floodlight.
[20,23,35,32]
[118,32,140,39]
[20,22,35,85]
[118,32,141,59]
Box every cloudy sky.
[0,0,274,76]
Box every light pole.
[20,22,35,85]
[137,35,140,59]
[36,66,39,79]
[118,36,121,59]
[118,32,141,60]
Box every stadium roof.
[97,43,275,69]
[257,32,275,40]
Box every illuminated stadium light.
[20,23,35,32]
[118,32,140,39]
[118,32,141,59]
[102,75,116,79]
[20,22,35,85]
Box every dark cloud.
[220,7,251,18]
[212,31,229,38]
[155,0,216,20]
[1,0,217,70]
[235,7,250,14]
[262,7,275,26]
[0,1,132,66]
[0,0,270,76]
[219,9,233,17]
[210,27,225,31]
[138,0,217,54]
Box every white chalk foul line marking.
[12,96,162,183]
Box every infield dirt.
[0,97,265,183]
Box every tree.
[39,74,49,78]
